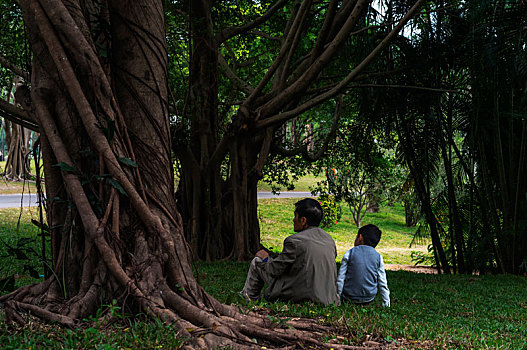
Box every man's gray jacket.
[257,226,339,305]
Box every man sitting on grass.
[241,198,339,305]
[337,224,390,307]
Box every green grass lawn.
[259,198,428,264]
[0,207,47,290]
[197,261,527,349]
[257,173,324,192]
[1,190,526,349]
[0,160,40,194]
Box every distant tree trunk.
[2,81,32,180]
[397,114,450,274]
[438,99,465,273]
[403,198,419,227]
[2,122,31,181]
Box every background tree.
[349,0,527,274]
[169,0,425,260]
[0,1,38,180]
[312,120,406,228]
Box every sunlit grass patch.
[258,198,428,264]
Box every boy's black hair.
[294,198,323,227]
[358,224,382,247]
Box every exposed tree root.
[2,291,385,349]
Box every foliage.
[0,0,28,91]
[336,0,527,274]
[317,193,342,229]
[0,208,47,292]
[311,120,407,228]
[262,154,311,193]
[410,248,435,266]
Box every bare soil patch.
[385,264,437,274]
[0,180,38,195]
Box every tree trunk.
[3,123,31,181]
[437,101,465,273]
[403,198,419,227]
[2,84,32,181]
[178,132,265,261]
[397,115,450,274]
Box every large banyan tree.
[172,0,424,260]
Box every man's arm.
[258,237,296,277]
[378,255,390,307]
[336,249,351,295]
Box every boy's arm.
[336,249,351,295]
[377,255,390,307]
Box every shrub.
[318,194,342,229]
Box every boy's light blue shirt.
[337,245,390,307]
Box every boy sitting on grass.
[337,224,390,307]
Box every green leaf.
[108,179,127,196]
[117,157,139,168]
[95,174,111,180]
[53,162,77,173]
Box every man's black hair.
[294,198,323,227]
[358,224,382,247]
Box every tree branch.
[0,99,39,131]
[0,54,29,81]
[248,29,282,42]
[279,0,313,88]
[352,83,458,93]
[309,0,339,64]
[218,54,254,94]
[259,0,369,117]
[255,0,425,130]
[215,0,288,44]
[272,95,343,162]
[243,0,308,106]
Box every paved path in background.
[257,191,316,199]
[0,192,317,208]
[0,194,40,208]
